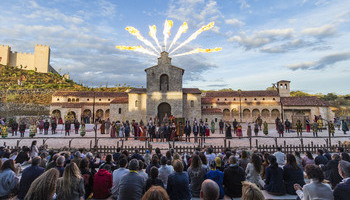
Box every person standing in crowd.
[11,120,18,136]
[233,119,238,134]
[43,120,50,135]
[24,168,59,200]
[155,123,160,142]
[285,119,291,133]
[159,123,165,142]
[30,141,38,158]
[219,119,224,134]
[306,118,311,132]
[193,122,199,143]
[254,122,259,136]
[65,120,71,136]
[73,119,79,134]
[278,122,284,137]
[283,154,305,195]
[93,164,113,199]
[206,161,224,199]
[149,122,155,142]
[38,119,44,134]
[275,117,280,130]
[317,117,323,132]
[105,118,111,135]
[100,120,106,134]
[200,179,220,200]
[0,160,19,199]
[17,157,45,200]
[119,122,125,140]
[273,147,286,166]
[342,120,348,134]
[223,156,245,198]
[118,159,145,200]
[236,124,243,139]
[263,121,268,135]
[256,116,263,131]
[110,122,116,138]
[200,122,206,143]
[312,120,319,137]
[51,117,57,134]
[167,159,191,200]
[125,121,130,140]
[333,160,350,200]
[187,155,207,198]
[245,153,264,188]
[264,155,286,195]
[329,120,335,137]
[56,163,85,200]
[184,121,191,142]
[246,122,252,137]
[210,120,215,135]
[19,121,26,137]
[225,122,232,139]
[294,164,333,200]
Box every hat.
[209,160,217,168]
[215,157,221,167]
[146,150,150,154]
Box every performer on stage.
[170,122,176,141]
[74,119,80,134]
[125,121,130,141]
[312,121,318,137]
[200,122,206,143]
[205,122,210,137]
[306,118,311,132]
[254,122,259,136]
[65,120,71,136]
[285,119,291,133]
[100,120,105,134]
[328,121,335,137]
[225,122,232,139]
[278,122,284,137]
[236,124,242,139]
[19,121,26,137]
[193,122,199,143]
[80,122,86,137]
[233,119,238,134]
[246,122,252,137]
[184,121,191,142]
[219,119,224,134]
[296,120,303,137]
[140,124,146,141]
[210,120,215,135]
[110,122,116,138]
[263,121,268,135]
[38,119,44,134]
[44,120,50,135]
[11,120,18,136]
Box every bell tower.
[277,80,291,97]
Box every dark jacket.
[17,165,45,199]
[44,122,50,130]
[333,179,350,200]
[167,172,191,200]
[12,122,18,131]
[193,125,199,134]
[19,124,26,132]
[81,168,94,199]
[283,165,305,195]
[206,170,225,199]
[184,125,191,135]
[200,125,206,135]
[145,178,164,191]
[15,151,30,164]
[321,159,342,187]
[118,172,145,200]
[93,169,112,199]
[315,155,328,165]
[65,122,71,131]
[264,165,286,195]
[223,164,245,198]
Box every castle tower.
[145,51,184,121]
[0,45,10,65]
[34,44,50,73]
[277,80,291,97]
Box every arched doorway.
[158,103,171,123]
[243,109,251,120]
[271,109,280,118]
[105,109,110,119]
[96,109,104,122]
[52,110,61,119]
[83,109,92,123]
[66,111,76,123]
[252,109,260,119]
[223,109,230,121]
[160,74,169,92]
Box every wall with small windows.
[110,103,128,122]
[183,93,201,121]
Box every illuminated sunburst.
[116,20,222,57]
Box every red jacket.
[93,169,113,199]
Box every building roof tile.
[281,96,329,106]
[128,88,147,94]
[52,91,128,98]
[183,88,201,94]
[205,90,279,97]
[110,97,128,104]
[202,108,222,115]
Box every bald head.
[200,179,220,200]
[339,160,350,178]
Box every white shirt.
[296,179,333,200]
[273,151,286,166]
[111,167,129,197]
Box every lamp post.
[92,88,97,149]
[239,90,242,123]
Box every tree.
[321,93,338,101]
[290,91,310,97]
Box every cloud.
[238,0,251,9]
[286,52,350,70]
[225,18,244,27]
[228,28,294,50]
[301,24,336,38]
[260,39,312,53]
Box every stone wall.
[0,102,49,117]
[183,93,201,121]
[110,103,128,122]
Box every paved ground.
[2,124,349,152]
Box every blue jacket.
[17,165,45,199]
[206,170,225,199]
[167,172,191,200]
[283,165,305,195]
[333,179,350,200]
[264,166,286,195]
[0,169,19,198]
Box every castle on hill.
[0,44,57,74]
[50,51,334,128]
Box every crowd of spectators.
[0,143,350,200]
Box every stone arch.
[72,98,75,102]
[261,109,270,118]
[190,100,194,107]
[271,109,280,118]
[223,109,230,121]
[158,102,171,123]
[105,109,110,119]
[96,109,104,120]
[135,100,139,107]
[252,109,260,118]
[76,98,79,102]
[243,109,251,119]
[52,110,61,119]
[232,108,239,118]
[83,109,91,123]
[68,98,71,102]
[160,74,169,92]
[66,111,76,122]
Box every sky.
[0,0,349,94]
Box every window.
[245,98,247,101]
[206,106,208,108]
[190,100,194,107]
[87,99,89,101]
[273,98,276,100]
[76,98,79,102]
[211,106,213,108]
[72,98,75,102]
[68,98,71,102]
[217,98,220,101]
[225,98,227,101]
[215,118,217,122]
[108,99,110,101]
[254,98,257,100]
[262,98,265,100]
[135,100,139,107]
[160,74,169,92]
[233,98,236,101]
[57,98,59,101]
[118,108,121,114]
[99,99,101,101]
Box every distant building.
[50,52,334,127]
[0,44,57,74]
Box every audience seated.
[93,164,112,199]
[145,166,164,191]
[79,157,94,199]
[321,154,343,188]
[264,155,286,195]
[187,154,207,197]
[142,186,169,200]
[118,159,145,200]
[333,160,350,200]
[246,153,264,188]
[0,159,19,199]
[283,154,305,195]
[111,157,129,198]
[223,155,246,198]
[294,164,333,200]
[56,163,85,200]
[200,179,220,200]
[24,168,59,200]
[241,181,265,200]
[315,149,328,166]
[158,156,174,189]
[167,159,191,200]
[273,147,286,166]
[206,160,224,199]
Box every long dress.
[119,126,124,138]
[100,122,105,134]
[140,126,146,141]
[263,122,268,135]
[110,123,116,138]
[247,124,252,137]
[80,124,86,137]
[236,125,243,137]
[170,126,176,141]
[225,124,232,139]
[210,122,215,134]
[205,125,210,136]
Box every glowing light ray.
[162,20,173,51]
[149,25,162,52]
[170,22,215,55]
[172,47,222,57]
[115,45,158,57]
[168,22,188,52]
[125,26,159,53]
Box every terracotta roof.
[281,96,330,107]
[128,88,147,93]
[110,97,128,104]
[201,97,218,104]
[183,88,201,94]
[51,102,110,107]
[202,108,222,115]
[52,91,128,98]
[205,90,279,97]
